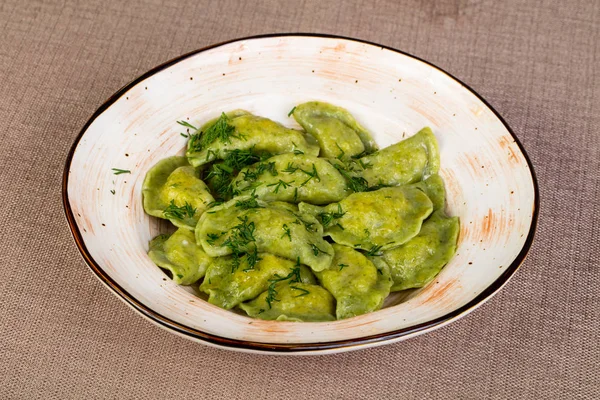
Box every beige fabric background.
[1,0,598,398]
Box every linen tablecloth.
[1,0,598,398]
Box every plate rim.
[62,32,540,353]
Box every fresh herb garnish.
[163,200,196,220]
[222,148,267,170]
[234,195,262,210]
[293,187,299,202]
[177,121,197,138]
[317,204,345,228]
[282,162,298,174]
[290,286,310,297]
[110,189,115,195]
[293,149,304,155]
[267,179,294,193]
[287,106,296,117]
[111,168,131,175]
[281,224,292,241]
[351,151,368,159]
[335,143,346,160]
[177,120,198,130]
[206,232,223,245]
[205,164,234,200]
[338,263,349,271]
[299,164,321,186]
[177,274,184,279]
[222,216,259,272]
[310,243,330,256]
[245,245,261,271]
[242,161,278,182]
[188,113,241,152]
[332,163,370,192]
[364,244,383,257]
[207,200,224,209]
[265,266,302,308]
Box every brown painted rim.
[62,33,540,353]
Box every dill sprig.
[223,147,272,170]
[242,161,278,182]
[267,179,294,193]
[206,232,223,245]
[290,286,310,297]
[338,263,349,271]
[207,200,224,209]
[177,120,197,138]
[188,113,241,152]
[310,243,330,256]
[317,204,345,228]
[293,217,317,232]
[287,106,296,117]
[332,163,370,192]
[163,200,196,220]
[111,168,131,175]
[281,224,292,241]
[364,244,383,257]
[204,164,235,200]
[177,120,197,130]
[221,216,260,272]
[265,266,302,308]
[335,143,346,160]
[282,162,299,174]
[299,164,321,186]
[235,195,262,210]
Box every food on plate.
[142,102,460,321]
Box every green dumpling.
[196,196,333,272]
[374,211,460,292]
[186,111,320,167]
[239,282,336,322]
[355,127,440,187]
[410,173,446,211]
[142,156,214,230]
[148,228,212,285]
[299,186,433,252]
[292,101,377,158]
[231,153,350,204]
[200,253,316,310]
[316,244,392,319]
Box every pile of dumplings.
[143,101,459,322]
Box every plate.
[63,34,538,354]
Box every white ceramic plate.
[63,34,538,355]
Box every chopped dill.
[282,162,299,174]
[299,164,321,186]
[281,224,292,241]
[206,232,222,245]
[234,195,262,210]
[188,112,241,152]
[111,168,131,175]
[310,243,330,256]
[267,179,294,193]
[335,143,345,160]
[290,286,310,297]
[163,200,196,219]
[364,244,383,257]
[317,204,345,228]
[338,263,349,271]
[265,266,302,308]
[288,106,296,117]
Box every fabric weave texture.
[0,0,598,398]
